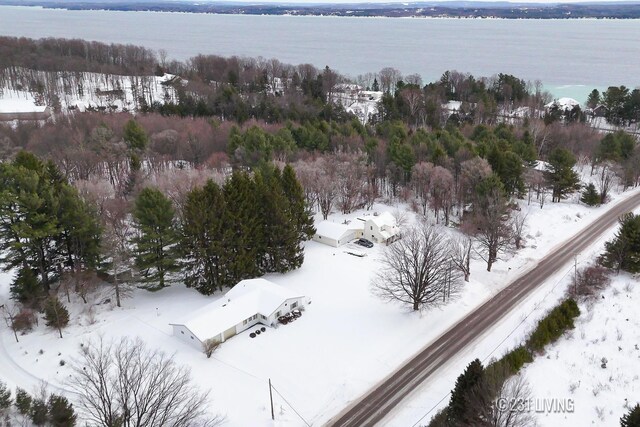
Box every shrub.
[11,308,37,332]
[572,265,611,299]
[500,346,533,374]
[526,299,580,352]
[202,339,219,359]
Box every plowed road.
[326,191,640,427]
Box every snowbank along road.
[326,190,640,427]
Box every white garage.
[313,220,364,247]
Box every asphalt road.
[326,190,640,427]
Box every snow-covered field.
[0,165,639,426]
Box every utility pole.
[269,378,275,421]
[573,253,578,296]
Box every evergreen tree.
[621,404,640,427]
[600,213,640,273]
[447,359,487,425]
[371,78,380,92]
[44,297,69,338]
[123,119,148,151]
[580,183,600,206]
[545,148,581,202]
[14,388,31,415]
[222,171,262,284]
[0,381,11,414]
[255,166,300,273]
[30,398,48,426]
[587,89,601,109]
[281,164,316,243]
[181,180,229,294]
[0,152,102,302]
[48,394,76,427]
[132,187,178,289]
[10,268,43,308]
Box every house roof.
[545,98,580,110]
[315,220,354,241]
[367,211,397,228]
[171,278,303,342]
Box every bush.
[202,339,219,359]
[12,308,37,332]
[572,265,611,299]
[499,346,533,374]
[526,299,580,353]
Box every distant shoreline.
[2,1,640,19]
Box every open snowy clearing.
[384,213,640,427]
[1,165,639,426]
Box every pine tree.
[10,268,43,308]
[0,381,11,414]
[371,78,380,92]
[123,119,148,151]
[14,388,31,415]
[181,180,229,294]
[447,359,487,425]
[255,166,300,273]
[44,297,69,338]
[580,183,600,206]
[132,187,178,290]
[30,398,48,426]
[621,404,640,427]
[545,148,581,202]
[600,213,640,273]
[48,394,76,427]
[222,171,262,284]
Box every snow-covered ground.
[0,68,178,116]
[0,164,639,426]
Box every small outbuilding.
[170,278,305,350]
[313,220,364,247]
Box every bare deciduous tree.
[511,210,528,250]
[102,198,134,307]
[69,337,222,427]
[491,373,537,427]
[450,234,473,282]
[373,225,461,311]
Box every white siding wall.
[171,324,204,350]
[312,234,339,247]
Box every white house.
[361,211,401,245]
[313,220,364,247]
[170,278,305,350]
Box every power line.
[410,252,594,427]
[271,383,311,427]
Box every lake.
[1,6,639,102]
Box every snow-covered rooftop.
[0,98,47,114]
[172,278,303,342]
[315,220,363,240]
[545,97,580,110]
[367,211,397,228]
